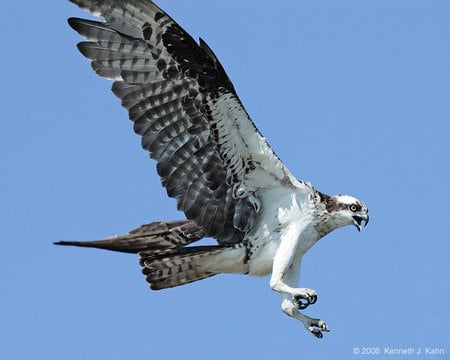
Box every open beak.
[352,214,369,232]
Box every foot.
[292,287,317,309]
[306,318,330,338]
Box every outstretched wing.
[69,0,295,243]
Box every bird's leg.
[270,230,330,337]
[276,259,330,338]
[271,278,318,310]
[269,226,318,310]
[281,294,330,338]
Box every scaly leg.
[279,256,330,338]
[281,294,330,338]
[269,228,330,337]
[269,225,318,308]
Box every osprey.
[56,0,369,338]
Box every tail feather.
[139,246,228,289]
[55,219,242,289]
[54,220,205,253]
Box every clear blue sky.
[1,1,449,359]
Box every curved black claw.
[308,321,330,339]
[294,293,317,309]
[296,297,310,310]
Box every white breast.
[246,184,319,276]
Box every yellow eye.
[350,204,358,212]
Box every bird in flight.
[56,0,369,338]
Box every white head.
[318,193,369,233]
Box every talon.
[293,289,317,310]
[309,327,323,338]
[295,297,310,310]
[307,319,330,338]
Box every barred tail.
[55,220,245,289]
[54,220,205,253]
[140,246,230,290]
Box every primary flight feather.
[56,0,369,338]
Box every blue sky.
[1,1,449,359]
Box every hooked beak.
[352,214,369,232]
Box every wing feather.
[69,0,295,243]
